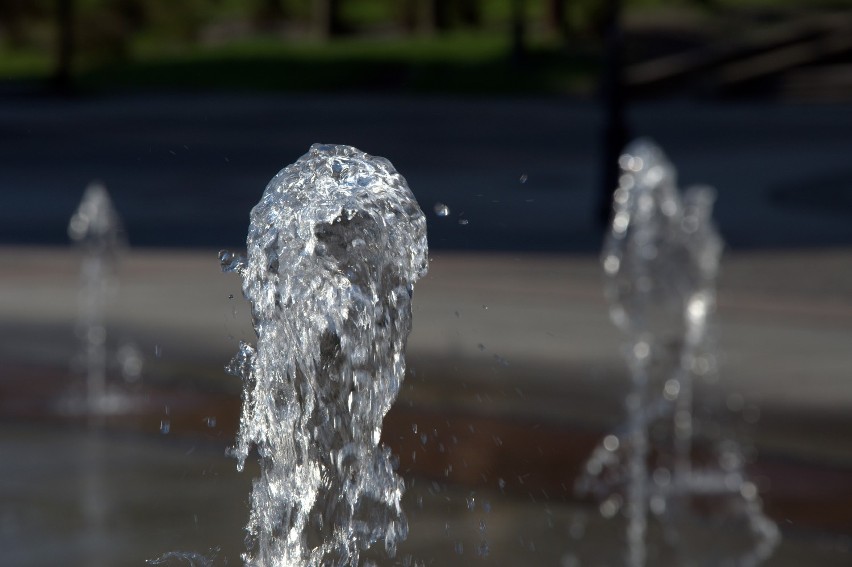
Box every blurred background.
[1,1,851,565]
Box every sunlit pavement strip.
[1,246,851,449]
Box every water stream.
[222,144,428,566]
[67,182,126,419]
[577,140,779,566]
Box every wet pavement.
[1,245,851,565]
[2,423,851,567]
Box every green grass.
[71,33,598,95]
[0,50,52,80]
[7,0,841,95]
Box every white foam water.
[223,144,428,566]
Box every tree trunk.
[510,0,526,63]
[598,0,629,228]
[312,0,343,39]
[402,0,438,35]
[54,0,75,94]
[431,0,450,31]
[459,0,481,28]
[254,0,287,32]
[546,0,569,39]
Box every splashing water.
[577,139,778,566]
[223,144,428,566]
[147,549,219,567]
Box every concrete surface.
[1,245,850,565]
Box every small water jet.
[223,144,428,566]
[67,181,141,418]
[67,182,129,567]
[577,140,779,566]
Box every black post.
[432,0,449,32]
[459,0,481,27]
[598,0,628,228]
[313,0,343,39]
[54,0,75,94]
[548,0,568,40]
[510,0,526,63]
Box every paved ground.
[1,245,850,566]
[2,93,852,565]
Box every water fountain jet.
[223,144,428,566]
[67,181,126,419]
[577,139,779,566]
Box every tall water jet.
[67,181,127,567]
[577,140,778,566]
[223,144,428,566]
[68,181,126,419]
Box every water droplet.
[219,249,247,274]
[159,419,170,434]
[719,450,742,471]
[477,541,490,557]
[117,343,143,382]
[633,341,650,360]
[740,481,758,501]
[519,174,528,183]
[599,495,622,518]
[420,434,428,445]
[603,254,620,275]
[652,467,671,487]
[612,211,630,233]
[663,379,680,400]
[603,434,619,452]
[228,293,235,299]
[466,494,476,510]
[454,542,464,555]
[205,416,217,428]
[458,219,469,226]
[154,345,162,358]
[434,202,450,217]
